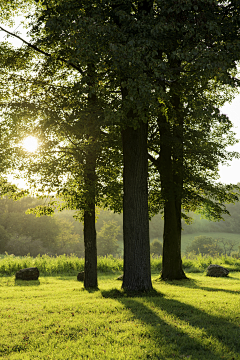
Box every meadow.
[1,253,240,276]
[0,255,240,359]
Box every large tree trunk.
[159,109,187,280]
[122,120,152,291]
[83,148,98,288]
[114,0,153,291]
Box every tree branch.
[0,25,84,75]
[148,152,160,167]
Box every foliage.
[0,224,10,253]
[231,250,240,259]
[53,219,84,257]
[6,235,48,257]
[0,197,84,256]
[0,273,240,359]
[185,235,223,257]
[97,220,120,257]
[1,194,240,258]
[1,0,240,284]
[159,198,240,236]
[150,239,163,256]
[185,235,239,257]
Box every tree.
[148,83,240,278]
[0,197,59,254]
[150,239,163,256]
[185,235,223,257]
[0,196,86,256]
[0,1,122,288]
[146,0,240,279]
[97,220,120,257]
[54,219,84,257]
[1,0,153,291]
[1,0,240,288]
[0,224,10,253]
[13,72,120,286]
[218,238,238,257]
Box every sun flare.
[22,136,39,153]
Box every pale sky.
[219,95,240,184]
[1,21,240,186]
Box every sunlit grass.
[1,253,240,277]
[0,254,123,276]
[0,273,240,359]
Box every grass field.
[0,271,240,359]
[1,253,240,276]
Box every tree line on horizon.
[1,1,240,291]
[0,195,240,258]
[0,197,121,258]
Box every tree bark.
[83,64,98,289]
[158,109,187,280]
[113,0,153,291]
[122,120,152,291]
[83,148,98,288]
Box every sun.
[22,136,39,153]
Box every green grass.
[1,253,240,277]
[182,254,240,273]
[0,272,240,359]
[0,254,123,276]
[0,254,162,276]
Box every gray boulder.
[206,264,229,277]
[15,267,39,280]
[77,271,84,281]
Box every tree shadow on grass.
[101,287,240,359]
[101,287,163,298]
[154,276,240,295]
[145,295,240,357]
[14,279,40,286]
[84,286,100,293]
[54,274,78,280]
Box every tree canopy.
[1,0,240,288]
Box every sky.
[1,20,240,186]
[219,95,240,184]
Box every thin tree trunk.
[83,64,98,288]
[83,148,98,288]
[122,120,152,291]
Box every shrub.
[5,235,48,257]
[97,221,120,257]
[231,251,240,259]
[150,239,163,256]
[185,235,223,257]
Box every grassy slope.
[0,273,240,359]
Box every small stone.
[77,271,84,281]
[117,274,123,280]
[15,267,39,280]
[206,264,229,277]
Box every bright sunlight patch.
[21,136,39,153]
